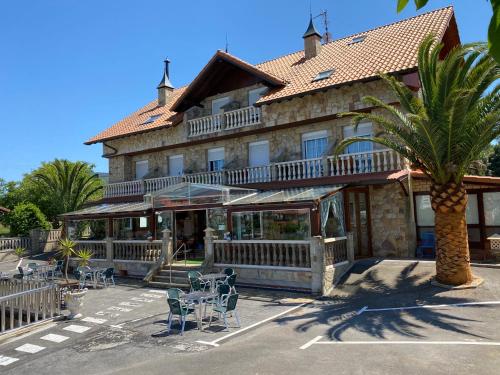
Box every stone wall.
[104,80,396,183]
[369,182,415,258]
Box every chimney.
[157,58,174,106]
[303,16,322,59]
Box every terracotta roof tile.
[86,7,454,144]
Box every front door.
[174,210,207,258]
[346,189,372,258]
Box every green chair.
[167,288,184,299]
[223,268,234,276]
[187,271,209,292]
[209,293,240,330]
[167,298,196,335]
[226,273,237,294]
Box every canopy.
[61,202,152,218]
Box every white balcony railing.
[102,149,407,198]
[188,106,261,137]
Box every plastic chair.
[73,269,87,288]
[225,273,237,294]
[99,268,115,287]
[166,298,196,335]
[209,293,240,330]
[167,288,184,299]
[53,260,64,278]
[223,268,234,276]
[187,271,209,292]
[17,266,33,279]
[416,232,436,258]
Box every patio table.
[33,265,56,280]
[181,291,218,330]
[88,267,107,288]
[200,273,226,292]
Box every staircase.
[148,264,200,290]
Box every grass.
[173,257,204,266]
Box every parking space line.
[299,335,323,350]
[313,341,500,346]
[0,355,19,366]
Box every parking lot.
[1,259,500,374]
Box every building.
[63,7,500,291]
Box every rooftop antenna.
[314,9,331,44]
[225,33,229,53]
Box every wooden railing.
[113,241,162,262]
[74,240,107,259]
[224,106,261,130]
[214,240,311,268]
[0,237,31,251]
[324,237,348,266]
[103,149,407,198]
[0,279,60,334]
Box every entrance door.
[346,189,372,258]
[174,210,207,258]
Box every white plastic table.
[182,291,217,330]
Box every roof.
[0,206,10,214]
[303,16,321,38]
[86,7,455,145]
[61,202,152,218]
[410,171,500,185]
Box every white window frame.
[248,87,267,106]
[208,147,225,171]
[135,160,149,180]
[168,154,184,176]
[302,130,328,159]
[211,96,231,114]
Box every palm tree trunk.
[431,182,473,285]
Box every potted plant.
[58,238,91,319]
[14,247,26,259]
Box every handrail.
[0,284,55,303]
[169,243,187,285]
[213,239,311,244]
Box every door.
[346,189,372,257]
[169,155,184,176]
[135,160,149,180]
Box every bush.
[6,203,50,236]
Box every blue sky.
[0,0,493,181]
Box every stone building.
[63,7,500,290]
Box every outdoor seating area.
[74,266,116,289]
[166,268,240,335]
[14,262,62,281]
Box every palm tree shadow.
[276,261,487,341]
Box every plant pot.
[64,289,88,319]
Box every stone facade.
[369,182,415,258]
[105,80,395,183]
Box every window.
[342,123,373,154]
[143,114,161,125]
[302,130,328,159]
[211,96,231,114]
[135,160,149,179]
[169,154,184,176]
[348,35,367,45]
[208,147,224,171]
[248,87,267,106]
[249,141,269,167]
[113,217,150,240]
[67,220,107,241]
[312,69,334,82]
[232,209,311,240]
[484,192,500,225]
[415,194,480,226]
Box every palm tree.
[336,35,500,286]
[32,159,103,215]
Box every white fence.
[0,237,31,251]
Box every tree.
[396,0,500,64]
[58,238,76,282]
[488,143,500,176]
[336,36,500,286]
[30,159,103,221]
[6,202,50,236]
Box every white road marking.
[63,324,91,333]
[313,341,500,346]
[110,324,125,329]
[148,289,167,294]
[131,297,154,303]
[95,311,120,317]
[15,343,45,353]
[196,302,308,347]
[140,293,162,299]
[40,333,69,343]
[364,300,500,313]
[356,306,368,315]
[0,355,19,366]
[119,302,142,307]
[107,306,132,312]
[82,317,107,324]
[299,335,323,350]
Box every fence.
[113,241,162,262]
[0,279,60,334]
[324,237,348,266]
[214,240,311,268]
[0,237,31,251]
[74,240,107,259]
[0,228,62,254]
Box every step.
[153,275,188,283]
[162,265,202,272]
[148,281,190,290]
[157,270,189,277]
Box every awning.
[62,202,152,218]
[224,185,344,206]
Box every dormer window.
[312,69,334,82]
[143,115,161,125]
[348,35,367,45]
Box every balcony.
[103,149,407,199]
[188,106,261,137]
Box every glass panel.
[467,227,481,242]
[67,220,107,241]
[208,148,224,171]
[113,217,151,240]
[248,87,267,106]
[303,137,328,159]
[155,211,173,239]
[135,160,148,179]
[207,208,228,239]
[169,155,183,176]
[231,209,310,240]
[415,195,435,226]
[249,141,270,167]
[466,194,479,225]
[486,226,500,237]
[342,123,373,154]
[484,192,500,226]
[211,97,230,114]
